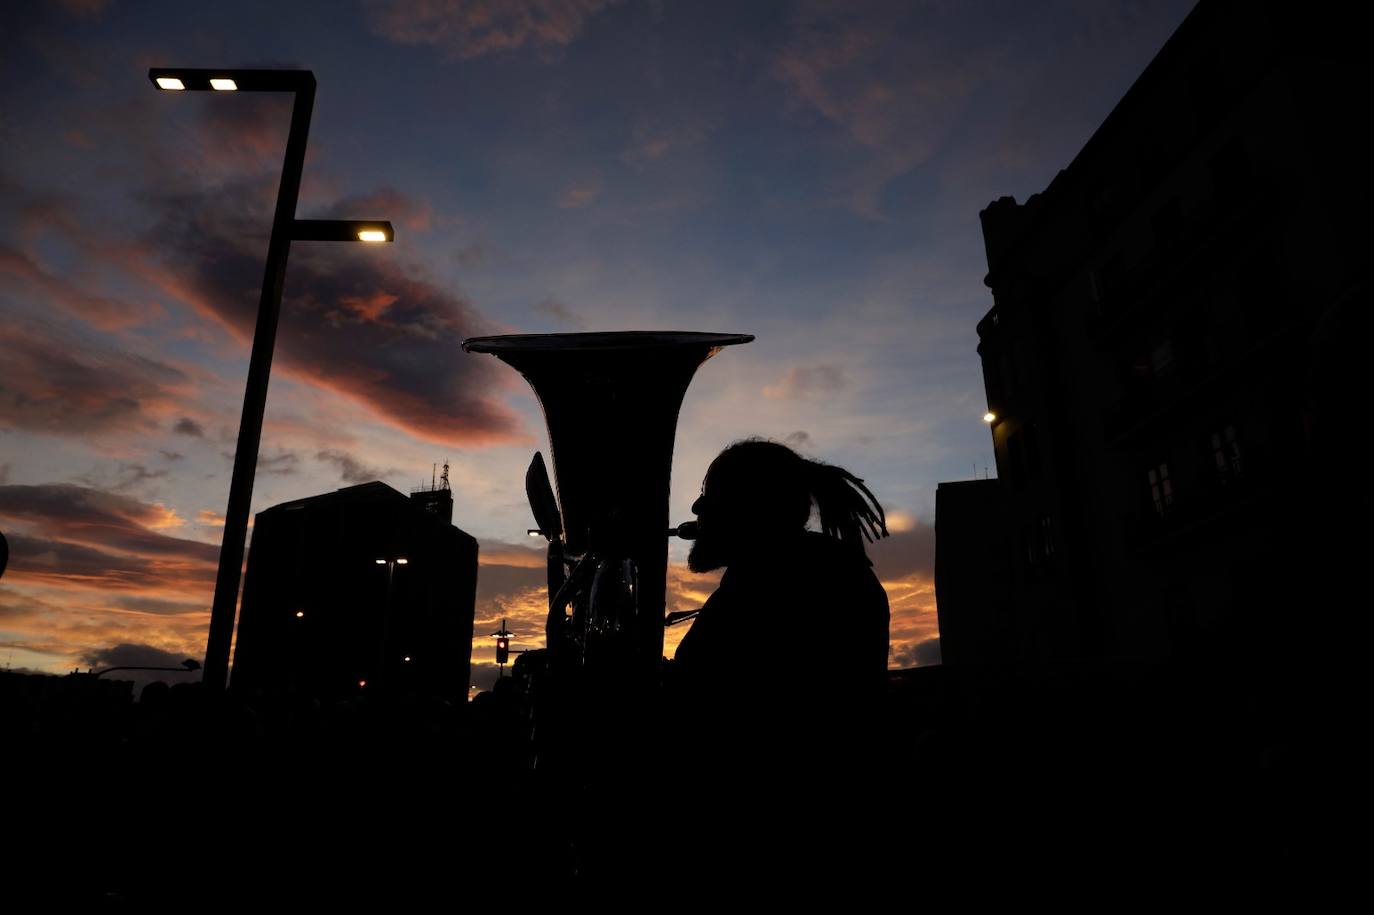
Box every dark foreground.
[5,659,1324,904]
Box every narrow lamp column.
[150,67,395,692]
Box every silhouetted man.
[671,439,889,771]
[663,440,890,884]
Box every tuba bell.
[462,331,752,766]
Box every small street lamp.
[375,557,409,688]
[149,67,395,692]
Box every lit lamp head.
[292,219,394,244]
[148,68,314,94]
[983,412,997,424]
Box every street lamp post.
[375,557,408,689]
[150,68,396,692]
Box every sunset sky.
[0,0,1195,691]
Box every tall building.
[940,0,1367,669]
[933,479,1010,667]
[232,481,479,702]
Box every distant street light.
[376,557,409,688]
[150,68,395,692]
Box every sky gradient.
[0,0,1196,692]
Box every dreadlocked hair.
[710,439,889,552]
[805,460,889,548]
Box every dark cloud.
[0,483,217,567]
[144,177,521,446]
[891,636,942,668]
[453,242,485,268]
[112,463,169,491]
[83,641,195,669]
[531,298,583,326]
[257,450,300,476]
[315,449,389,485]
[110,595,207,615]
[0,321,188,436]
[783,430,813,449]
[474,539,547,606]
[173,417,205,438]
[366,0,620,60]
[469,663,502,694]
[475,562,546,606]
[81,642,204,691]
[868,521,936,581]
[4,532,214,592]
[160,450,184,462]
[763,364,847,400]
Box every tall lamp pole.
[374,557,408,690]
[150,68,396,692]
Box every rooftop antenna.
[441,459,450,491]
[431,463,437,490]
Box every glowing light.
[295,611,305,619]
[528,529,542,538]
[357,229,387,242]
[396,558,408,565]
[983,412,996,423]
[375,559,386,565]
[209,78,238,91]
[403,656,412,663]
[358,679,367,688]
[155,77,185,90]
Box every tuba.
[462,331,752,767]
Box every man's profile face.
[687,471,732,573]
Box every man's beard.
[687,536,726,573]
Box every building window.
[1148,462,1174,516]
[1210,424,1242,481]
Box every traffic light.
[496,637,510,665]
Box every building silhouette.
[934,479,1010,667]
[232,479,478,702]
[938,0,1367,670]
